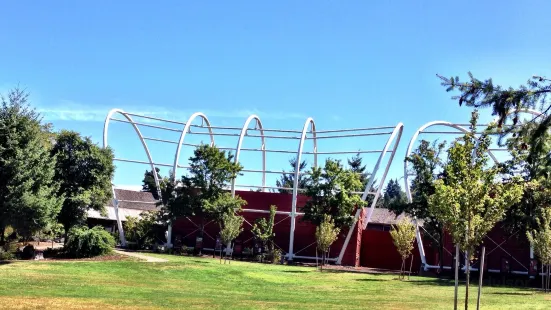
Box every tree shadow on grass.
[282,270,310,273]
[488,291,535,296]
[0,261,14,266]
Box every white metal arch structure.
[172,112,215,180]
[103,108,163,247]
[231,115,266,196]
[404,109,542,272]
[288,117,317,260]
[336,123,404,265]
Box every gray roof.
[110,189,159,211]
[369,208,417,226]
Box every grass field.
[0,253,549,309]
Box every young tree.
[428,111,523,310]
[51,130,115,237]
[390,218,417,280]
[275,157,308,194]
[219,212,244,263]
[251,205,277,254]
[168,144,246,238]
[383,179,407,209]
[387,140,447,271]
[438,73,551,162]
[316,215,340,271]
[0,88,63,240]
[302,158,366,230]
[527,207,551,292]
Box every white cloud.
[38,101,308,124]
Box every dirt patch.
[41,254,134,262]
[0,296,155,310]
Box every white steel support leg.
[336,123,403,265]
[415,220,427,270]
[166,222,173,248]
[111,187,126,247]
[288,118,317,261]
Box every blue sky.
[1,1,550,191]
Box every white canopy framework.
[403,110,542,274]
[103,108,403,263]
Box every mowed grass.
[0,253,549,309]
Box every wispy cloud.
[38,101,308,124]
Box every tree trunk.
[409,254,414,280]
[321,252,325,272]
[465,250,470,310]
[0,226,5,244]
[454,245,459,310]
[438,233,444,274]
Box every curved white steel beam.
[335,122,404,265]
[103,108,163,247]
[172,112,215,180]
[231,114,266,196]
[288,117,317,260]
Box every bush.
[65,226,115,258]
[21,245,36,260]
[43,247,64,259]
[0,243,16,261]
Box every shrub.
[65,226,115,258]
[0,243,16,261]
[21,245,36,260]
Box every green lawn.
[0,253,549,309]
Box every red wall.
[171,190,532,271]
[171,190,363,266]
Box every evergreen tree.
[438,73,551,162]
[275,157,307,194]
[0,88,63,240]
[142,168,175,206]
[383,179,407,208]
[52,130,115,236]
[347,152,369,185]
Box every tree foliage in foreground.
[390,218,417,280]
[0,88,63,240]
[387,140,447,269]
[316,215,340,271]
[301,159,366,230]
[52,130,115,236]
[124,211,160,249]
[219,212,244,263]
[428,111,523,309]
[251,205,277,253]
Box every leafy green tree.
[219,212,244,263]
[302,159,366,230]
[387,140,447,270]
[168,144,246,237]
[438,73,551,162]
[316,215,340,271]
[123,211,160,249]
[383,179,407,209]
[275,157,308,194]
[428,111,523,309]
[251,205,277,253]
[390,219,417,280]
[0,88,63,240]
[527,207,551,292]
[51,130,115,237]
